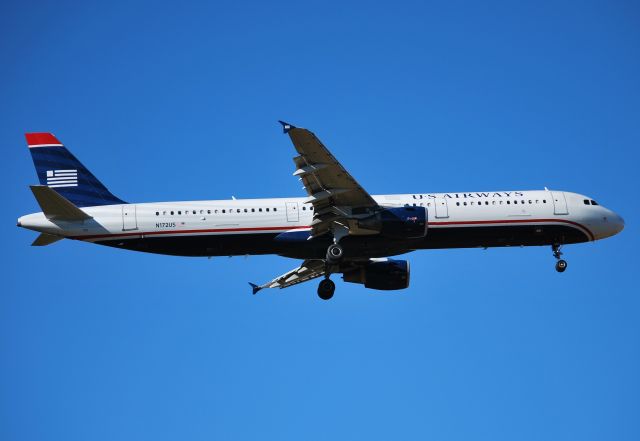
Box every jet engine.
[343,259,410,290]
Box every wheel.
[555,259,567,273]
[326,243,344,263]
[317,279,335,300]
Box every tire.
[326,244,344,263]
[317,279,335,300]
[555,259,567,273]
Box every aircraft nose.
[613,213,625,234]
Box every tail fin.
[26,133,126,207]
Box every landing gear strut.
[317,278,335,300]
[320,239,343,299]
[552,244,568,273]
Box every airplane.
[17,121,624,300]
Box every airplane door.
[122,204,138,230]
[286,202,299,222]
[550,191,568,215]
[434,197,449,218]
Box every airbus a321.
[17,122,624,300]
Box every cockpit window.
[591,200,599,206]
[583,199,590,205]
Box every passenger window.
[514,201,517,204]
[171,211,174,215]
[222,209,226,213]
[155,212,159,216]
[456,202,460,206]
[274,208,277,212]
[244,209,248,213]
[521,200,525,204]
[543,200,546,203]
[163,211,167,215]
[259,208,262,212]
[251,208,255,212]
[266,208,270,212]
[507,201,511,205]
[193,210,196,214]
[463,202,467,206]
[485,201,489,205]
[178,211,182,214]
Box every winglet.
[278,120,296,134]
[249,282,262,295]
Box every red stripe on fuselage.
[74,218,595,242]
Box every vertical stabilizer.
[26,133,126,207]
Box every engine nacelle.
[343,259,410,290]
[357,206,427,239]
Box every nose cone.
[596,210,625,239]
[612,213,625,235]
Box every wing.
[250,259,326,294]
[280,121,380,238]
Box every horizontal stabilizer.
[32,233,63,246]
[30,185,92,221]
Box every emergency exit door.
[122,205,138,230]
[286,202,299,222]
[434,198,449,218]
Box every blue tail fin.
[26,133,126,207]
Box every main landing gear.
[317,243,344,300]
[317,278,335,300]
[552,244,568,273]
[326,243,344,263]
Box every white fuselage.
[18,189,624,258]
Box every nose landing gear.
[552,244,568,273]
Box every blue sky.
[2,1,639,440]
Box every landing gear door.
[286,202,299,222]
[434,197,449,218]
[122,204,138,231]
[550,191,568,215]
